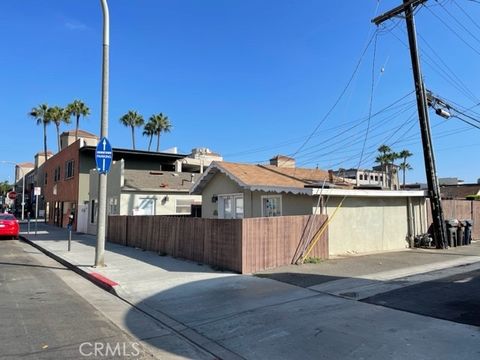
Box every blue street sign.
[95,137,113,174]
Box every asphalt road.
[0,240,153,360]
[363,268,480,327]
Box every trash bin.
[445,219,459,248]
[464,220,474,245]
[457,220,466,246]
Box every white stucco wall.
[324,196,427,256]
[120,193,201,216]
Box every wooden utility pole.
[373,0,447,248]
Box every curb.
[20,236,119,295]
[20,235,245,360]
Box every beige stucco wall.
[87,160,123,234]
[325,196,427,256]
[250,191,313,217]
[120,193,201,216]
[201,172,244,218]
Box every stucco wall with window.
[249,192,313,218]
[200,173,245,218]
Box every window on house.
[65,160,75,179]
[176,199,193,214]
[218,194,244,219]
[262,195,282,217]
[109,198,118,215]
[375,175,379,181]
[44,172,48,185]
[54,166,61,182]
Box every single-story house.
[191,156,428,256]
[85,159,201,234]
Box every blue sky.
[1,0,479,184]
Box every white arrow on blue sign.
[95,137,113,174]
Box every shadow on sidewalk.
[20,222,230,274]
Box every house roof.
[191,161,349,195]
[441,184,480,199]
[123,170,199,192]
[61,129,98,138]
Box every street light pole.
[95,0,110,267]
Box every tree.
[66,100,90,141]
[398,150,413,188]
[48,106,71,152]
[29,104,51,162]
[119,110,144,150]
[142,121,155,151]
[149,113,172,152]
[375,144,392,188]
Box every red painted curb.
[89,272,119,287]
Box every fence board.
[426,199,479,240]
[107,214,328,274]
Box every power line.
[423,3,480,56]
[289,29,379,159]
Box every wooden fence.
[426,199,479,240]
[107,215,328,273]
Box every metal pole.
[95,0,110,267]
[68,229,72,251]
[403,0,447,249]
[21,174,25,221]
[35,195,38,236]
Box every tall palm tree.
[120,110,144,150]
[29,104,51,162]
[149,113,172,152]
[398,149,413,188]
[48,106,71,152]
[66,100,90,141]
[142,121,155,151]
[375,144,392,188]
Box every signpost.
[34,186,41,236]
[7,191,16,200]
[95,137,113,174]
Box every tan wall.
[250,191,313,217]
[201,172,244,218]
[326,196,424,256]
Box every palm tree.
[29,104,51,162]
[48,106,71,152]
[149,113,172,152]
[142,121,155,151]
[375,144,392,188]
[66,100,90,141]
[398,149,413,188]
[120,110,144,150]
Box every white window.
[261,195,282,217]
[137,198,155,215]
[176,199,193,214]
[218,194,243,219]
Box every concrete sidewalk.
[21,223,480,360]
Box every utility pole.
[95,0,110,267]
[372,0,447,249]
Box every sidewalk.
[21,223,480,360]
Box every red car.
[0,213,19,239]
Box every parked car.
[0,213,19,239]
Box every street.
[364,268,480,327]
[0,240,152,359]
